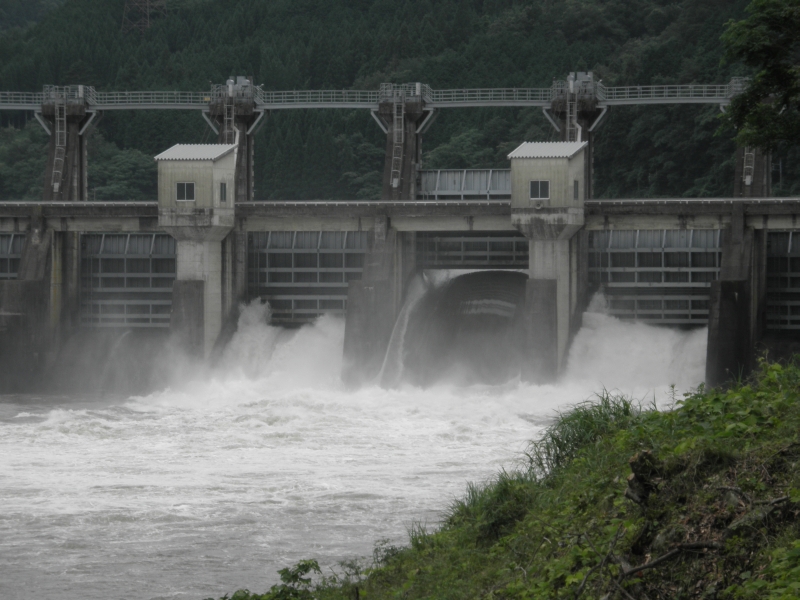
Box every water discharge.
[0,297,706,600]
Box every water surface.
[0,304,706,599]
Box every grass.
[212,358,800,600]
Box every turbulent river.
[0,300,706,600]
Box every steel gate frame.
[247,231,368,324]
[80,233,176,328]
[588,229,722,324]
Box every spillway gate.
[80,233,176,327]
[766,232,800,331]
[0,234,24,280]
[588,229,722,324]
[247,231,368,324]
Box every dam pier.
[0,74,797,388]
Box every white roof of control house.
[155,144,238,161]
[507,141,588,160]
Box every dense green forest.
[0,0,64,34]
[0,0,797,200]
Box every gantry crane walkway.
[0,78,746,112]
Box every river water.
[0,302,706,600]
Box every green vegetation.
[0,0,65,35]
[721,0,800,151]
[215,360,800,599]
[0,125,156,200]
[3,0,800,199]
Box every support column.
[546,72,605,200]
[519,232,583,381]
[216,114,261,202]
[39,86,98,202]
[706,203,763,386]
[207,77,263,202]
[232,219,248,304]
[62,231,81,332]
[342,217,415,386]
[376,85,432,201]
[509,140,588,382]
[160,224,233,359]
[0,209,55,389]
[174,238,225,357]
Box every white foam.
[0,297,707,600]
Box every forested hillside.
[0,0,64,34]
[0,0,796,200]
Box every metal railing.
[429,87,553,106]
[93,90,211,108]
[379,83,432,102]
[0,77,750,112]
[0,91,44,108]
[597,82,738,105]
[256,88,380,107]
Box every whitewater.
[0,300,706,600]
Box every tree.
[722,0,800,150]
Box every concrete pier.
[706,205,766,386]
[510,142,588,381]
[342,218,415,386]
[156,143,237,358]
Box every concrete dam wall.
[1,224,799,392]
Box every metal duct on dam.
[80,233,176,328]
[588,229,722,325]
[247,231,368,324]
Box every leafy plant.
[207,560,321,600]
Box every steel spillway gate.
[0,234,24,280]
[80,233,176,327]
[247,231,368,324]
[766,232,800,330]
[588,230,721,324]
[416,232,529,270]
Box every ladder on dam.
[742,147,755,186]
[390,99,404,189]
[223,98,235,144]
[566,91,579,142]
[51,90,67,193]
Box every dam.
[0,73,796,390]
[0,177,796,390]
[0,75,795,600]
